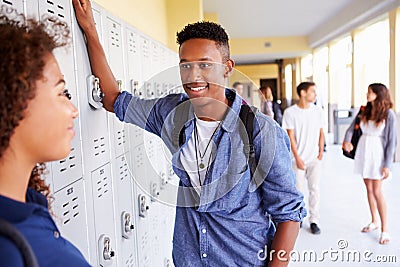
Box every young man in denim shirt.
[73,0,306,265]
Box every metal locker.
[140,35,151,82]
[150,41,160,76]
[130,144,147,194]
[53,178,89,259]
[125,27,141,93]
[113,153,138,267]
[73,3,110,172]
[103,15,126,158]
[134,188,152,267]
[1,0,23,14]
[91,163,117,267]
[124,26,145,149]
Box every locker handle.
[87,75,104,109]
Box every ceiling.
[203,0,400,64]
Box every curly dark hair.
[0,7,70,197]
[176,21,230,61]
[361,83,393,126]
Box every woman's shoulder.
[386,109,396,122]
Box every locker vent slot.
[60,188,80,225]
[96,173,110,199]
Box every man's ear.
[224,59,235,78]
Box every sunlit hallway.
[291,144,400,267]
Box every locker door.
[104,15,126,158]
[1,0,23,13]
[75,3,110,172]
[53,179,89,259]
[140,35,151,82]
[113,153,138,267]
[91,163,117,267]
[134,188,152,267]
[125,27,145,149]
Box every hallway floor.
[291,145,400,267]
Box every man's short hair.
[176,21,230,61]
[296,82,315,97]
[232,82,242,89]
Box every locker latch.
[150,182,160,201]
[98,234,115,266]
[145,82,154,98]
[121,211,134,239]
[138,194,149,218]
[160,172,168,189]
[87,75,104,109]
[131,80,142,97]
[117,79,123,92]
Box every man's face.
[179,38,231,107]
[302,85,317,103]
[234,84,244,95]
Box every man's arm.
[286,129,305,170]
[255,121,306,267]
[269,221,300,267]
[318,128,324,160]
[72,0,120,112]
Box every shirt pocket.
[202,167,250,213]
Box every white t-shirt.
[282,104,324,165]
[180,117,221,194]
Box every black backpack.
[0,218,39,267]
[171,99,257,177]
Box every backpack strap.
[0,218,39,267]
[238,103,256,177]
[172,99,191,149]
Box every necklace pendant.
[199,162,205,169]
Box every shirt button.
[54,231,60,239]
[202,229,206,234]
[202,253,207,258]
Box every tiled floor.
[291,144,400,266]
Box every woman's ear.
[224,59,235,78]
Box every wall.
[94,0,169,46]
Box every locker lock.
[156,83,162,96]
[131,80,142,97]
[146,82,154,98]
[87,75,104,109]
[121,211,134,239]
[98,234,115,266]
[165,258,172,267]
[138,194,149,218]
[117,79,123,92]
[151,182,160,201]
[160,172,168,189]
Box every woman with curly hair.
[343,83,397,245]
[0,8,90,266]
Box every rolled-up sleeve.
[113,91,185,137]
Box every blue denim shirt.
[115,89,306,266]
[0,189,91,267]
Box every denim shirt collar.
[220,88,242,133]
[180,88,242,133]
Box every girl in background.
[343,83,397,245]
